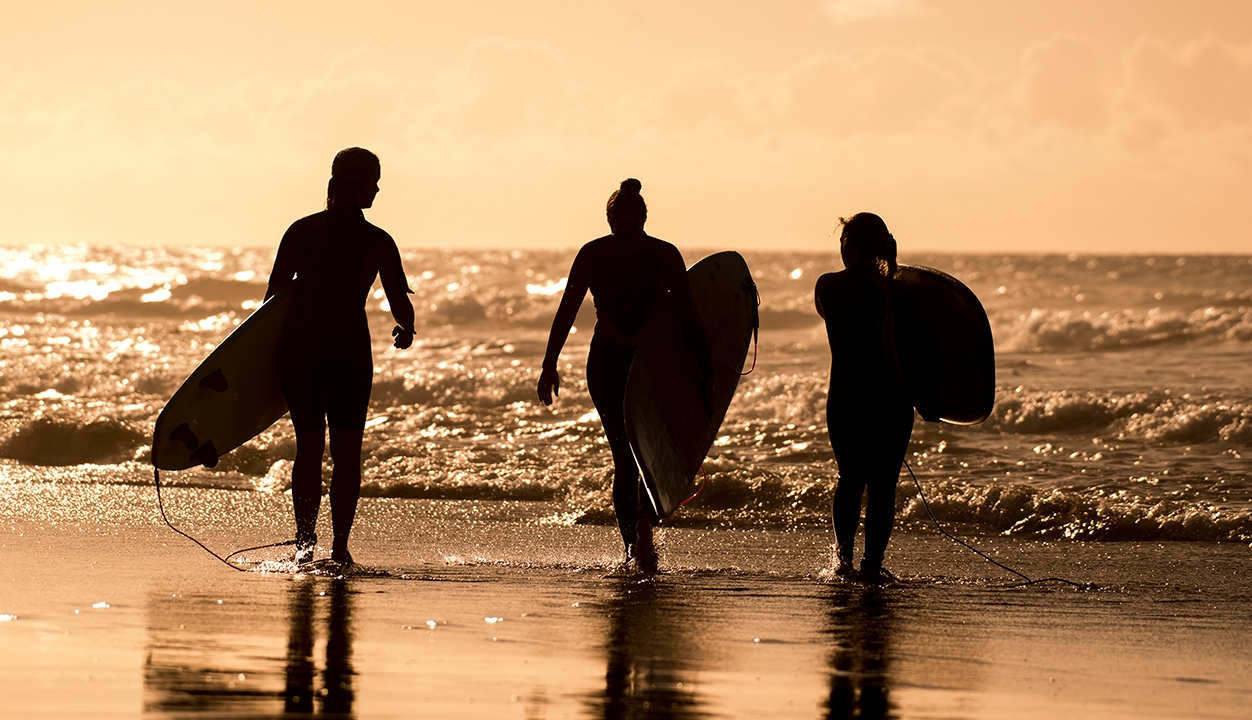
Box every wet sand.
[2,484,1251,718]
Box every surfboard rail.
[152,282,297,471]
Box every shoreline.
[3,486,1251,718]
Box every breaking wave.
[985,389,1252,446]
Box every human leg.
[831,469,866,571]
[859,405,914,574]
[281,341,329,562]
[327,426,364,563]
[829,406,868,571]
[292,428,326,561]
[585,336,645,557]
[860,479,899,573]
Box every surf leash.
[153,468,296,572]
[738,277,760,376]
[903,461,1083,589]
[679,463,709,508]
[738,336,758,376]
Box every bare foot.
[295,536,316,565]
[634,515,658,574]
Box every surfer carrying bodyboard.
[266,147,417,565]
[537,179,714,573]
[815,213,914,582]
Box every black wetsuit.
[543,231,712,548]
[817,264,914,569]
[266,208,414,432]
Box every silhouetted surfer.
[265,147,416,565]
[814,213,913,581]
[537,179,713,572]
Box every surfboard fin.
[170,423,199,452]
[189,440,219,468]
[198,369,229,392]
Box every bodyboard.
[152,283,297,470]
[624,252,758,518]
[893,265,995,424]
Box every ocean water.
[0,245,1248,546]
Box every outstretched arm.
[537,247,592,405]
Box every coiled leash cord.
[904,461,1083,589]
[679,464,709,508]
[738,336,758,376]
[154,468,296,572]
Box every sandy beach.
[2,481,1250,719]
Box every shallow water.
[0,246,1248,543]
[2,489,1251,719]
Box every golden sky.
[3,1,1250,253]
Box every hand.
[392,325,414,350]
[537,367,560,406]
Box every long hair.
[326,147,380,210]
[838,212,898,277]
[606,178,647,228]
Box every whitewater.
[0,245,1248,544]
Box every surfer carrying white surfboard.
[265,147,416,565]
[814,212,914,581]
[537,178,714,572]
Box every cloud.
[1121,36,1252,129]
[819,0,923,24]
[1,30,1250,252]
[998,35,1113,131]
[651,62,750,135]
[429,40,573,139]
[780,50,967,137]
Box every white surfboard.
[152,283,297,470]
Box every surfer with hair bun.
[814,212,913,582]
[266,147,417,565]
[538,178,713,573]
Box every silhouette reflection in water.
[284,577,354,715]
[588,577,708,719]
[144,577,355,718]
[823,585,895,720]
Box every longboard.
[624,252,758,518]
[893,265,995,424]
[152,283,296,470]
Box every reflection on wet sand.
[144,577,355,717]
[588,576,708,719]
[824,585,895,720]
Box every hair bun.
[619,178,642,195]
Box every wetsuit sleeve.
[541,245,593,371]
[664,245,714,378]
[814,273,836,319]
[265,224,299,301]
[378,237,416,332]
